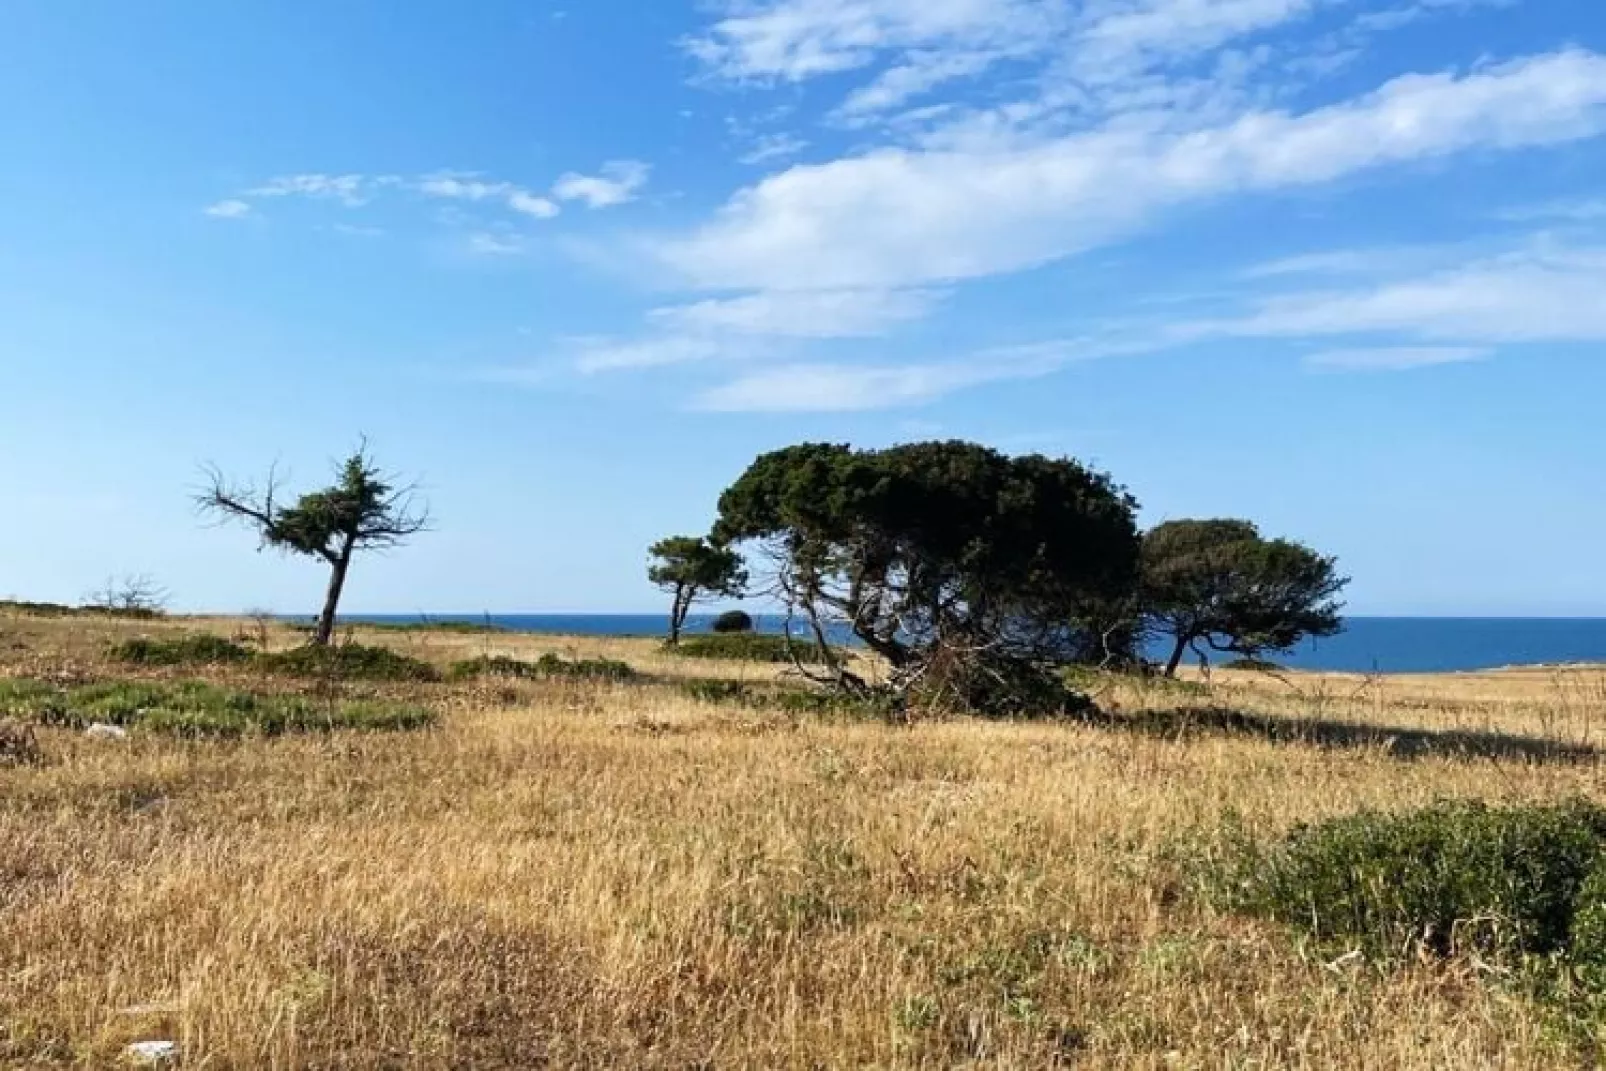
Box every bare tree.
[197,444,429,647]
[83,574,169,617]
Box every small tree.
[648,536,747,645]
[197,445,429,647]
[1140,518,1347,676]
[83,574,169,617]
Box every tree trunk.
[314,543,354,647]
[1163,634,1189,678]
[668,588,688,646]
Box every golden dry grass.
[3,611,1606,1067]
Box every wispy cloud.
[739,132,810,165]
[246,173,371,205]
[202,199,252,220]
[1303,345,1491,371]
[660,50,1606,293]
[552,161,651,208]
[207,162,643,227]
[650,287,944,338]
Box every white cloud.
[508,191,561,218]
[1303,345,1490,371]
[687,0,1055,84]
[1217,244,1606,343]
[650,287,944,338]
[573,335,735,373]
[247,173,369,205]
[739,132,811,165]
[418,173,509,200]
[694,340,1077,411]
[466,232,526,256]
[696,361,998,412]
[419,172,563,219]
[660,50,1606,292]
[203,199,252,219]
[552,161,651,208]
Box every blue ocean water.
[345,614,1606,674]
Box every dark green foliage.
[255,643,442,682]
[670,632,833,664]
[109,634,254,666]
[711,609,754,634]
[712,440,1138,715]
[648,536,748,644]
[0,678,434,736]
[1218,799,1606,961]
[1141,518,1346,676]
[447,653,637,683]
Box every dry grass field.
[3,610,1606,1068]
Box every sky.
[2,0,1605,617]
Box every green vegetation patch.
[670,632,834,665]
[110,634,255,666]
[448,653,637,683]
[0,678,435,736]
[254,643,442,682]
[1213,798,1606,965]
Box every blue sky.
[2,0,1605,616]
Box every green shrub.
[533,653,637,682]
[710,610,754,634]
[0,678,435,737]
[447,653,637,684]
[109,634,254,666]
[671,632,833,665]
[255,643,442,682]
[1217,799,1606,961]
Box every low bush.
[0,678,435,737]
[710,610,754,634]
[1215,798,1606,963]
[448,653,637,684]
[110,634,254,666]
[255,643,442,682]
[671,632,834,665]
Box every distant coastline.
[319,614,1606,676]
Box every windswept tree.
[647,536,747,645]
[1140,518,1347,676]
[198,445,429,647]
[712,441,1139,715]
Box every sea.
[342,614,1606,675]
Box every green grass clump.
[363,619,506,634]
[448,653,638,684]
[110,634,254,666]
[670,632,834,665]
[255,643,442,682]
[0,678,434,737]
[1215,798,1606,964]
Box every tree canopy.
[1140,518,1347,676]
[713,441,1140,714]
[198,446,429,646]
[647,535,747,645]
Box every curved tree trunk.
[314,543,354,647]
[1163,634,1189,678]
